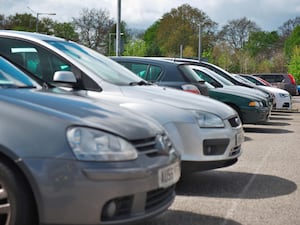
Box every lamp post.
[109,32,124,56]
[36,12,56,32]
[198,24,201,61]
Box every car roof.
[0,30,65,42]
[111,56,192,66]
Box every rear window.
[256,74,284,83]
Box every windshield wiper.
[129,80,152,86]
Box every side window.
[120,62,148,79]
[148,65,162,81]
[194,70,213,83]
[0,37,99,90]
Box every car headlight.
[67,127,138,161]
[279,93,290,98]
[191,111,225,128]
[248,101,262,107]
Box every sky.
[2,0,300,31]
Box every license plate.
[158,162,181,188]
[236,132,244,146]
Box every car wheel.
[0,161,37,225]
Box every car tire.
[0,161,37,225]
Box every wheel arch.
[0,145,40,223]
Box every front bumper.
[22,156,180,225]
[240,106,270,124]
[163,116,243,172]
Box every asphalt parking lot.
[142,96,300,225]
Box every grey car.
[252,73,299,96]
[0,30,244,173]
[0,56,181,225]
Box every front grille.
[228,116,241,127]
[131,133,173,156]
[146,185,175,211]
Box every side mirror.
[53,71,77,88]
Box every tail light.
[288,73,296,85]
[181,84,201,95]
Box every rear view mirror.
[53,71,77,88]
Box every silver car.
[0,56,180,225]
[0,30,244,173]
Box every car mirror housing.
[53,71,77,83]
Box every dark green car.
[189,65,271,124]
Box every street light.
[36,12,56,32]
[27,7,56,33]
[198,24,201,61]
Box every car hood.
[116,85,237,119]
[219,85,268,100]
[0,88,163,140]
[86,91,196,124]
[258,85,290,95]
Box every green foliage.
[245,31,279,57]
[152,4,217,57]
[5,13,36,32]
[285,25,300,60]
[52,22,78,41]
[143,21,162,56]
[288,45,300,83]
[123,39,147,56]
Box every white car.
[0,30,244,173]
[236,74,292,110]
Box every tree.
[5,13,36,32]
[245,31,279,58]
[143,21,162,56]
[278,16,300,39]
[0,14,6,29]
[73,8,114,53]
[288,45,300,83]
[284,25,300,60]
[52,22,78,41]
[123,39,147,56]
[218,17,261,50]
[154,4,217,56]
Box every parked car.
[236,74,292,110]
[0,55,181,225]
[111,56,208,95]
[0,30,244,173]
[112,57,270,124]
[188,65,271,124]
[163,57,275,106]
[252,73,299,96]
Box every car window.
[148,65,162,81]
[0,56,38,87]
[258,75,284,83]
[0,38,70,82]
[119,62,148,79]
[0,38,100,90]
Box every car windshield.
[46,40,142,85]
[233,74,255,85]
[191,65,235,86]
[0,57,38,88]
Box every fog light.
[103,201,117,219]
